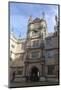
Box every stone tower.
[24,16,48,81]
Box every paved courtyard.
[9,81,59,88]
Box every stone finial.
[28,16,32,23]
[18,32,21,39]
[11,27,14,36]
[42,12,45,19]
[55,15,58,22]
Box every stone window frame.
[31,39,40,48]
[47,65,55,75]
[16,70,23,75]
[30,51,40,59]
[46,37,52,46]
[46,50,54,58]
[11,44,15,48]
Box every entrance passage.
[30,67,39,81]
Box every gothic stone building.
[9,16,59,83]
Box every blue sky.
[10,2,58,38]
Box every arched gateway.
[30,67,40,81]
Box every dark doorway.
[30,67,39,81]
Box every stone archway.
[30,66,40,81]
